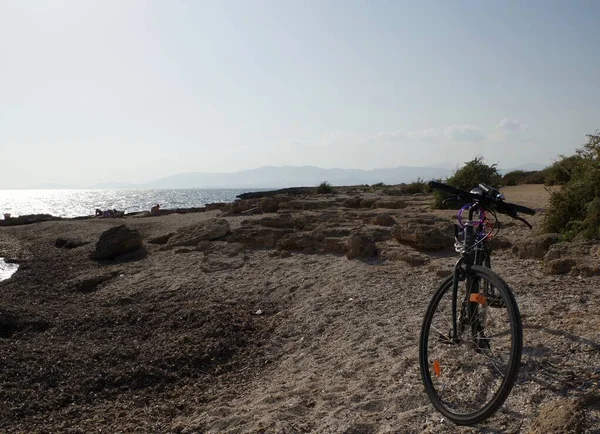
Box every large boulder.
[528,398,583,434]
[260,198,280,213]
[373,214,396,226]
[345,234,377,259]
[167,218,230,248]
[371,199,406,209]
[512,233,560,259]
[275,231,346,255]
[543,241,600,276]
[230,227,293,249]
[90,225,144,260]
[343,197,362,208]
[392,218,453,250]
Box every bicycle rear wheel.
[419,266,522,425]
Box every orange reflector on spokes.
[433,360,441,377]
[470,293,487,305]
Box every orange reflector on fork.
[433,360,441,377]
[470,293,487,305]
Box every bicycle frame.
[450,203,490,343]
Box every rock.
[345,234,377,259]
[276,231,346,255]
[260,198,280,213]
[512,233,560,259]
[73,272,120,293]
[55,237,89,249]
[0,214,60,227]
[277,232,323,253]
[200,243,247,272]
[373,214,396,226]
[240,206,263,215]
[488,236,512,250]
[546,258,576,275]
[230,227,294,249]
[221,200,256,216]
[147,233,175,245]
[90,225,144,260]
[360,198,377,208]
[343,197,362,208]
[392,218,453,250]
[382,189,404,196]
[528,397,583,434]
[167,219,230,248]
[205,203,227,211]
[379,247,429,265]
[236,186,314,200]
[572,264,600,277]
[363,227,393,242]
[371,199,406,209]
[257,214,296,229]
[315,227,352,238]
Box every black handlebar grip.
[428,181,466,197]
[510,203,536,216]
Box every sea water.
[0,258,18,281]
[0,188,266,218]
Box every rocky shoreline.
[0,184,598,433]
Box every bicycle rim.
[419,266,522,425]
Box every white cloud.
[443,125,486,142]
[496,118,528,133]
[407,128,441,140]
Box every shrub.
[316,181,334,194]
[544,155,583,186]
[502,169,548,186]
[432,156,502,209]
[520,169,548,184]
[400,178,431,194]
[543,131,600,240]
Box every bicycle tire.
[419,266,522,425]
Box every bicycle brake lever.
[515,216,532,229]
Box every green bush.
[520,170,548,184]
[432,157,502,209]
[543,131,600,240]
[400,177,431,194]
[502,170,547,186]
[316,181,334,194]
[544,155,583,186]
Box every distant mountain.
[91,181,139,189]
[20,162,549,190]
[497,163,548,175]
[505,163,547,171]
[140,165,456,189]
[29,183,80,190]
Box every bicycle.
[419,181,536,425]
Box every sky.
[1,0,599,188]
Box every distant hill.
[22,163,549,190]
[140,165,457,189]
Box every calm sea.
[0,188,267,218]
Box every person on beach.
[151,204,160,216]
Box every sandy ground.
[0,184,599,433]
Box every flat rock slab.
[167,218,231,248]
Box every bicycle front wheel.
[419,266,522,425]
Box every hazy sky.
[1,0,599,188]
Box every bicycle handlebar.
[428,181,536,223]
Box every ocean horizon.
[0,188,270,218]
